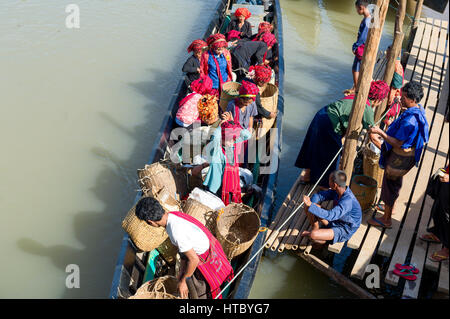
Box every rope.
[214,103,394,299]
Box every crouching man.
[135,197,233,299]
[301,170,362,245]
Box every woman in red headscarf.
[227,8,253,40]
[248,65,277,119]
[183,39,208,87]
[294,80,390,187]
[200,33,233,96]
[222,80,259,130]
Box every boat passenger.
[176,75,213,128]
[344,0,372,96]
[230,33,277,82]
[295,80,390,187]
[223,80,259,130]
[251,22,273,41]
[302,170,362,245]
[246,64,277,119]
[200,34,233,97]
[198,121,251,205]
[134,197,234,299]
[367,81,429,229]
[182,39,208,88]
[227,8,253,41]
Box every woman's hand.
[440,173,449,183]
[221,111,233,122]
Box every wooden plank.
[438,260,449,294]
[328,241,345,254]
[347,209,374,249]
[377,18,437,257]
[350,211,383,280]
[404,18,426,80]
[385,31,448,286]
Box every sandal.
[395,263,419,274]
[393,268,417,281]
[368,217,392,229]
[428,251,449,262]
[419,233,441,243]
[375,203,385,212]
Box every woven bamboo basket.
[219,81,241,111]
[216,203,260,260]
[182,198,218,235]
[256,83,278,140]
[121,191,180,252]
[362,145,384,188]
[129,276,180,299]
[350,175,378,211]
[137,161,189,201]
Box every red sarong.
[168,211,234,299]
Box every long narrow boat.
[109,0,284,299]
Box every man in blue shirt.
[302,170,362,245]
[345,0,372,95]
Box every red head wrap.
[234,8,252,19]
[227,30,241,41]
[207,33,228,51]
[249,65,272,84]
[221,121,243,144]
[238,80,259,101]
[368,80,390,101]
[190,75,213,95]
[187,39,207,53]
[260,32,277,48]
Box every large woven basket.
[216,203,260,260]
[219,81,241,111]
[256,83,278,140]
[362,145,384,188]
[350,175,378,211]
[137,161,189,201]
[121,192,180,252]
[182,198,217,235]
[129,276,180,299]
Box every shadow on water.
[15,33,207,298]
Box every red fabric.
[369,80,390,101]
[239,80,259,101]
[221,120,243,205]
[249,65,272,83]
[234,8,251,19]
[260,32,277,48]
[168,211,234,299]
[342,94,370,107]
[199,50,233,91]
[206,33,228,50]
[227,30,241,41]
[190,75,213,95]
[187,39,207,53]
[355,44,365,60]
[384,99,402,126]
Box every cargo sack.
[129,275,180,299]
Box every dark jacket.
[227,19,253,40]
[182,55,200,86]
[231,41,268,70]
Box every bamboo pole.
[284,207,309,250]
[412,0,424,30]
[341,0,390,180]
[277,207,304,252]
[374,0,407,123]
[269,184,307,251]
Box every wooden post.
[412,0,424,29]
[374,0,407,123]
[341,0,389,181]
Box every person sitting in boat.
[135,197,233,299]
[302,170,362,245]
[230,33,277,82]
[223,80,259,131]
[251,23,279,73]
[182,39,208,88]
[200,34,233,97]
[246,64,277,119]
[251,21,273,41]
[367,81,429,229]
[344,0,371,96]
[194,120,251,205]
[226,7,253,41]
[383,45,405,127]
[295,80,390,188]
[176,75,213,128]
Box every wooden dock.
[265,18,449,298]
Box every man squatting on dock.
[302,171,362,245]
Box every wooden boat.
[109,0,285,299]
